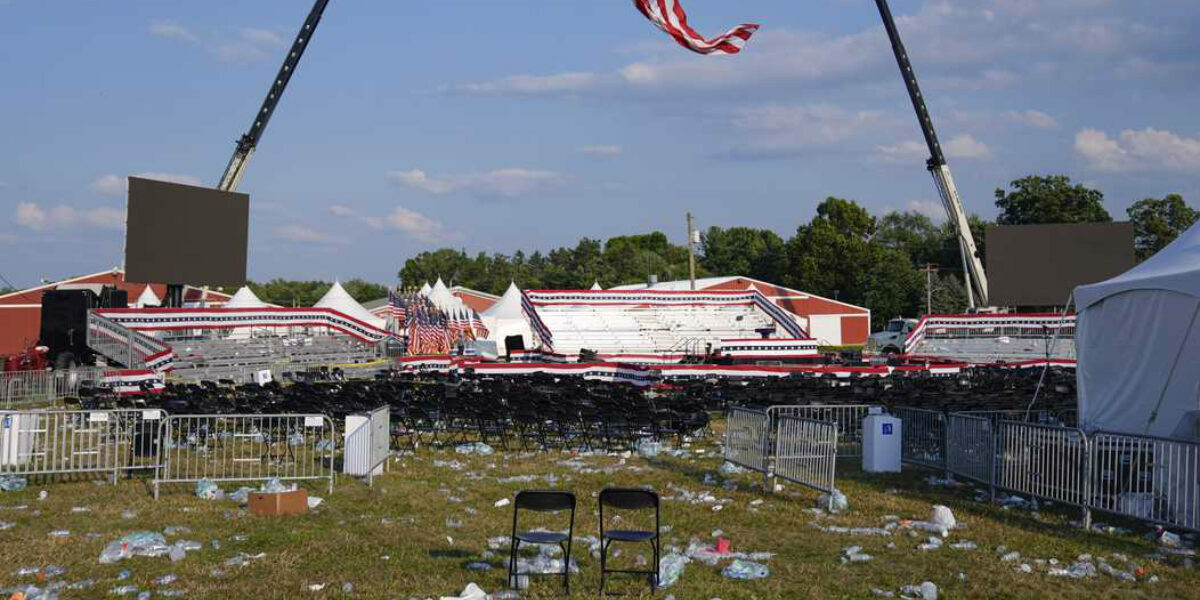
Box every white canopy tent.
[315,281,387,330]
[1076,222,1200,440]
[481,282,532,355]
[224,286,268,309]
[428,278,464,312]
[134,286,161,308]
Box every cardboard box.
[249,489,308,516]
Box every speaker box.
[40,290,97,362]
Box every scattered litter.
[342,582,354,594]
[465,562,492,571]
[163,526,191,536]
[917,536,944,551]
[308,583,327,592]
[817,489,849,513]
[72,506,92,513]
[810,523,892,537]
[455,442,495,455]
[871,588,895,598]
[38,490,48,501]
[722,559,769,580]
[154,574,178,586]
[659,553,689,588]
[930,505,956,529]
[99,532,171,564]
[439,582,489,600]
[1048,561,1098,579]
[1099,562,1136,581]
[949,541,977,550]
[635,438,665,457]
[718,462,746,475]
[841,546,873,563]
[446,518,463,528]
[494,498,511,508]
[1000,551,1022,562]
[48,529,71,538]
[109,585,140,596]
[307,497,324,509]
[121,510,137,520]
[195,479,224,500]
[897,582,938,600]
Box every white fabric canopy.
[224,286,268,309]
[1075,221,1200,440]
[134,286,160,308]
[428,278,463,312]
[590,281,603,290]
[315,281,386,329]
[481,282,531,354]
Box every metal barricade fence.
[154,414,336,498]
[344,405,390,485]
[0,408,166,481]
[772,415,837,496]
[946,414,994,486]
[2,368,107,408]
[996,421,1091,509]
[1090,432,1199,532]
[767,404,878,458]
[959,409,1076,428]
[724,407,770,473]
[893,407,947,470]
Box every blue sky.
[2,0,1198,287]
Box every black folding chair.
[599,487,660,593]
[508,490,576,592]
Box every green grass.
[0,422,1195,599]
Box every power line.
[0,271,43,305]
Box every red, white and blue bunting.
[519,291,555,351]
[94,307,397,344]
[101,369,165,396]
[88,312,176,373]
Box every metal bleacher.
[537,304,775,356]
[167,334,383,382]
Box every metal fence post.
[940,412,951,480]
[1081,432,1093,531]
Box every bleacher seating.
[537,304,776,356]
[166,334,382,382]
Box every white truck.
[868,318,919,355]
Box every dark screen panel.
[125,177,249,286]
[986,223,1135,307]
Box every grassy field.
[0,422,1195,599]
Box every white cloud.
[363,206,455,244]
[876,141,928,163]
[275,224,341,245]
[328,204,355,217]
[1004,110,1060,130]
[731,104,895,157]
[149,21,197,43]
[1076,127,1200,173]
[387,168,559,199]
[451,72,599,95]
[91,172,203,197]
[944,134,993,160]
[16,202,124,231]
[907,199,947,222]
[577,145,623,157]
[217,28,285,62]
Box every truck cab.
[869,318,919,354]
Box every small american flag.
[633,0,759,55]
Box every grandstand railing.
[86,311,175,372]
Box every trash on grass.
[817,489,848,513]
[659,553,689,588]
[455,442,495,456]
[195,479,223,500]
[0,475,28,492]
[722,559,769,580]
[98,532,171,564]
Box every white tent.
[134,286,160,308]
[418,282,433,297]
[428,278,463,312]
[1075,221,1200,440]
[481,282,532,355]
[224,286,268,309]
[315,281,386,329]
[590,281,603,291]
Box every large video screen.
[125,177,250,286]
[986,223,1135,307]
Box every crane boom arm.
[874,0,989,307]
[217,0,331,192]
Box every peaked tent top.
[224,286,268,309]
[315,281,386,328]
[135,285,161,308]
[590,281,603,291]
[482,282,525,320]
[419,282,433,296]
[428,278,462,311]
[1076,221,1200,309]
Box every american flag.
[388,290,407,325]
[633,0,759,55]
[472,311,489,339]
[520,290,555,351]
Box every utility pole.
[921,264,939,315]
[686,211,697,291]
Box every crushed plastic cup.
[99,532,170,564]
[716,538,732,554]
[0,475,29,491]
[658,553,689,588]
[817,489,849,513]
[195,479,223,500]
[455,442,495,455]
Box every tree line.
[249,175,1197,330]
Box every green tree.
[876,211,944,267]
[994,175,1111,225]
[700,227,788,282]
[1127,194,1198,261]
[784,197,876,299]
